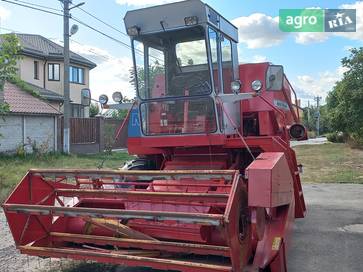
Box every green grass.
[293,143,363,183]
[0,152,134,203]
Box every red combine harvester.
[3,1,306,271]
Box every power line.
[76,6,129,38]
[0,0,132,52]
[71,16,162,62]
[72,5,162,61]
[13,0,61,12]
[71,16,133,51]
[0,26,19,32]
[0,0,63,16]
[1,24,111,68]
[1,0,162,61]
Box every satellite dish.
[70,24,79,36]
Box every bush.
[327,132,345,143]
[307,130,316,139]
[347,133,363,149]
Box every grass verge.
[293,143,363,183]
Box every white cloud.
[116,0,178,7]
[232,2,363,48]
[294,2,363,44]
[232,13,288,49]
[252,55,268,63]
[343,45,354,52]
[57,40,135,101]
[297,75,314,85]
[295,32,330,44]
[294,67,348,104]
[338,1,363,40]
[0,5,11,21]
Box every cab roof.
[124,0,238,42]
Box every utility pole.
[307,100,310,127]
[62,0,84,153]
[314,96,322,137]
[62,0,71,154]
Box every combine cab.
[3,1,306,271]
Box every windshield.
[140,97,217,136]
[132,26,212,100]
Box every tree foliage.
[0,34,21,117]
[129,60,164,97]
[326,47,363,145]
[89,102,100,117]
[0,34,22,84]
[110,96,134,120]
[302,104,331,135]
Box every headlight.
[184,16,199,26]
[251,80,263,92]
[99,94,108,105]
[231,80,242,93]
[112,92,123,103]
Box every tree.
[326,47,363,145]
[302,104,331,135]
[0,34,22,84]
[129,60,164,97]
[89,102,100,117]
[110,96,134,120]
[1,34,21,117]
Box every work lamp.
[99,94,109,105]
[112,92,123,103]
[184,16,199,26]
[127,26,140,36]
[251,80,262,92]
[231,80,242,93]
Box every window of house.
[70,66,85,84]
[71,104,84,117]
[48,63,60,81]
[34,61,39,80]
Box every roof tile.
[3,82,62,115]
[0,34,96,68]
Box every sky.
[0,0,362,106]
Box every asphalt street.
[288,184,363,272]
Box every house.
[0,33,97,117]
[0,82,61,153]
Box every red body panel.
[247,152,293,208]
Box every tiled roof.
[2,82,61,115]
[0,33,96,69]
[26,82,64,102]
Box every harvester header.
[3,1,306,271]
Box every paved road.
[0,184,362,272]
[288,184,363,272]
[290,137,328,147]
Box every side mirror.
[81,88,91,106]
[266,65,284,91]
